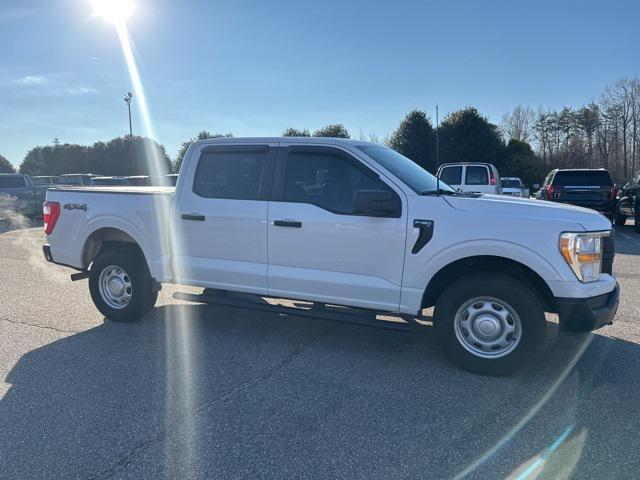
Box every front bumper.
[555,281,619,332]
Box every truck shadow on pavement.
[2,304,639,479]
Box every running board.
[172,291,413,332]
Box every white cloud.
[64,86,99,95]
[3,74,98,96]
[15,75,49,85]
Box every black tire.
[614,213,627,226]
[434,273,547,376]
[89,245,158,322]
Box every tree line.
[502,76,640,183]
[3,75,637,186]
[16,136,171,177]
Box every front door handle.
[274,220,302,228]
[182,213,205,221]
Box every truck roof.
[191,137,372,147]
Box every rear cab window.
[552,170,613,187]
[502,179,522,189]
[0,176,27,188]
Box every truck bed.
[45,186,175,275]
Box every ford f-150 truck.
[42,138,619,375]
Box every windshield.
[501,179,521,188]
[356,145,453,193]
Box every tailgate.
[555,186,612,202]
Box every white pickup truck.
[42,137,619,375]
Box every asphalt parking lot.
[1,225,639,479]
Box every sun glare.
[91,0,134,25]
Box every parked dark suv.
[536,169,616,218]
[614,171,640,232]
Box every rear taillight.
[611,186,617,199]
[489,171,496,186]
[43,202,60,235]
[546,185,554,199]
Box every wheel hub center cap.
[475,315,501,339]
[109,278,125,297]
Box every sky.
[1,0,639,166]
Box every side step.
[172,290,413,332]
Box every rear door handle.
[274,220,302,228]
[182,213,205,221]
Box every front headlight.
[559,231,610,282]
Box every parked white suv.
[436,162,502,194]
[42,138,618,376]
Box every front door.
[172,143,276,294]
[267,145,407,312]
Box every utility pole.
[123,92,134,173]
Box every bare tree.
[501,105,536,142]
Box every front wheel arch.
[421,256,555,313]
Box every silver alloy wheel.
[453,296,522,359]
[98,265,133,310]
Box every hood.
[443,194,611,232]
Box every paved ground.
[1,225,639,479]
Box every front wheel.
[614,212,627,226]
[89,246,158,322]
[434,273,547,376]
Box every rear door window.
[0,177,27,188]
[439,166,462,186]
[552,171,613,187]
[193,147,272,200]
[465,166,489,185]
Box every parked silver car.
[501,177,528,197]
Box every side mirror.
[353,190,400,217]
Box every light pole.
[124,91,133,137]
[124,91,134,172]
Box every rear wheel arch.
[82,227,145,270]
[421,255,555,313]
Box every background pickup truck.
[42,138,619,376]
[0,173,49,217]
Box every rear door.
[439,165,463,191]
[172,144,276,294]
[267,145,407,312]
[463,165,491,193]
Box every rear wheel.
[89,246,158,322]
[434,273,547,376]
